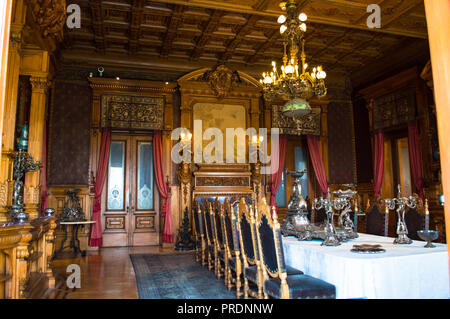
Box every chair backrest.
[365,200,388,236]
[202,200,215,247]
[405,198,430,240]
[255,197,287,279]
[222,198,240,256]
[237,197,259,267]
[192,201,203,237]
[212,198,225,249]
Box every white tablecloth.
[282,233,450,299]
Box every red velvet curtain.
[40,122,48,215]
[270,134,288,210]
[408,121,425,199]
[89,128,111,247]
[307,135,328,197]
[373,130,385,196]
[153,130,173,243]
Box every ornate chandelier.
[260,0,327,116]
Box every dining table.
[282,232,450,299]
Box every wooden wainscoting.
[47,186,94,253]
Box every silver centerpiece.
[280,169,313,240]
[385,184,416,245]
[314,190,341,246]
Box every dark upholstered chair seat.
[244,265,303,284]
[264,274,336,299]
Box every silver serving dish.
[350,244,386,254]
[417,230,440,248]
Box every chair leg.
[227,268,232,290]
[235,272,242,298]
[244,278,249,299]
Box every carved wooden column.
[24,77,50,220]
[424,0,450,248]
[12,224,32,299]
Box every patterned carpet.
[129,253,236,299]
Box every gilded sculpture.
[203,65,241,99]
[29,0,67,42]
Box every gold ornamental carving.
[29,0,67,42]
[29,77,51,91]
[101,95,164,130]
[24,185,41,205]
[272,105,321,136]
[372,88,416,130]
[177,162,191,185]
[196,176,250,187]
[203,65,240,99]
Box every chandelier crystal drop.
[260,0,327,116]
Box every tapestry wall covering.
[48,81,91,185]
[327,102,355,184]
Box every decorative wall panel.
[101,95,164,130]
[272,105,321,136]
[48,81,91,185]
[373,88,416,130]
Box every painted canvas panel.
[193,103,246,163]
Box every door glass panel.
[137,142,154,210]
[294,146,309,198]
[107,141,125,210]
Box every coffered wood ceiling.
[59,0,430,88]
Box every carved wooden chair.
[237,197,263,299]
[255,198,336,299]
[364,197,389,236]
[211,198,226,279]
[405,197,430,241]
[192,201,206,265]
[202,200,215,271]
[221,198,244,298]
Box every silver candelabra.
[314,189,341,246]
[385,184,416,244]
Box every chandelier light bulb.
[285,64,295,74]
[264,76,273,84]
[300,23,307,32]
[304,63,308,70]
[278,15,287,24]
[280,24,287,34]
[299,13,307,22]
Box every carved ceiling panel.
[61,0,429,86]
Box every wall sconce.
[251,134,264,149]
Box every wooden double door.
[102,134,159,247]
